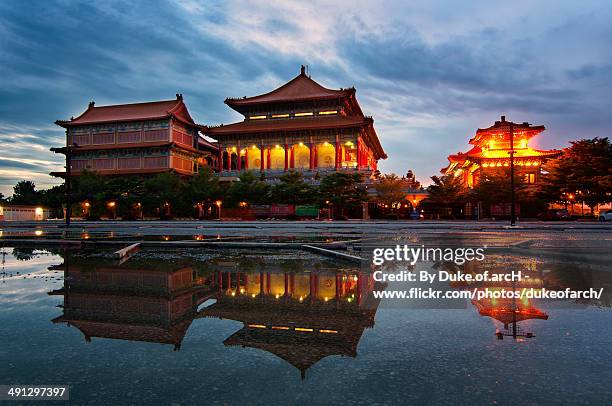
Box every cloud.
[0,0,611,192]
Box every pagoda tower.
[443,116,562,188]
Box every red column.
[284,144,288,171]
[259,272,264,295]
[313,145,318,169]
[335,273,341,302]
[290,147,295,168]
[309,273,315,302]
[335,141,340,170]
[260,146,264,171]
[267,149,271,169]
[357,273,362,305]
[284,273,288,296]
[356,138,361,169]
[244,149,249,169]
[237,150,242,171]
[309,143,314,170]
[218,146,223,172]
[266,273,271,294]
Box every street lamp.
[215,200,222,220]
[50,142,80,227]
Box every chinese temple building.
[198,267,383,379]
[52,94,218,178]
[205,66,386,179]
[443,116,562,187]
[49,257,214,350]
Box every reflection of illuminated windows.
[524,173,536,184]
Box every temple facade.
[205,66,386,179]
[443,116,562,188]
[53,95,218,178]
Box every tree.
[319,172,368,218]
[10,180,40,205]
[538,137,612,214]
[106,176,145,220]
[0,192,5,204]
[470,168,545,217]
[186,167,223,205]
[227,171,270,207]
[376,173,406,210]
[271,171,317,205]
[143,172,187,219]
[40,184,65,218]
[422,174,468,218]
[72,170,107,219]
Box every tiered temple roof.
[225,67,355,111]
[207,66,386,161]
[55,94,201,128]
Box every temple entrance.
[247,146,261,170]
[317,142,335,168]
[269,145,285,169]
[293,143,310,169]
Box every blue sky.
[1,0,611,196]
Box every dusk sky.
[1,0,611,197]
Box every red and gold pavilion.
[443,116,562,187]
[199,266,384,379]
[53,94,218,178]
[205,66,386,178]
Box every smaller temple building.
[443,116,562,187]
[53,95,218,178]
[205,66,386,180]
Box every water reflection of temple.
[48,252,382,377]
[48,256,214,350]
[443,255,550,340]
[199,268,383,379]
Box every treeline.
[1,169,368,220]
[423,137,612,218]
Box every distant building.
[443,116,562,187]
[0,205,50,221]
[205,66,386,180]
[52,94,218,178]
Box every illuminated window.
[525,173,536,184]
[271,113,289,118]
[318,110,337,115]
[294,112,313,117]
[249,115,267,120]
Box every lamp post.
[215,200,222,220]
[509,122,516,226]
[50,143,79,227]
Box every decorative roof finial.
[501,115,506,122]
[88,101,95,108]
[300,65,306,75]
[176,93,183,100]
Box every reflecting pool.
[0,246,611,405]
